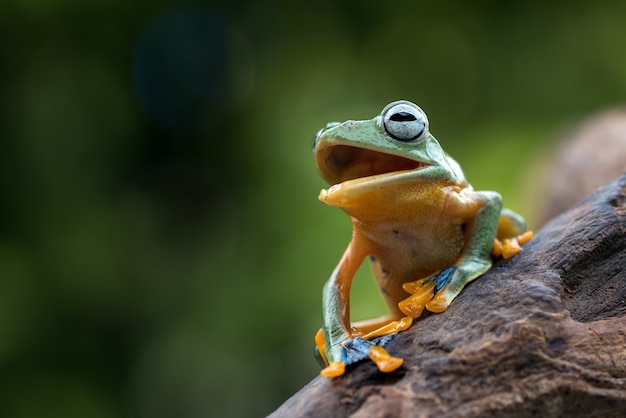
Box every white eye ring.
[382,101,429,142]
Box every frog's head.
[312,100,449,189]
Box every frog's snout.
[312,122,341,153]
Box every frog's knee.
[497,208,527,239]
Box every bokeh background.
[1,1,626,417]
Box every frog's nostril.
[312,128,324,152]
[312,122,342,153]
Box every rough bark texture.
[271,173,626,418]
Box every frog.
[311,100,533,378]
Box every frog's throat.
[319,169,424,208]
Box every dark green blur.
[1,1,625,417]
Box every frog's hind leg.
[497,208,527,239]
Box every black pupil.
[389,111,417,122]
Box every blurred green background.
[1,1,625,417]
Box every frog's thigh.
[497,208,527,239]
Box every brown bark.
[271,173,626,418]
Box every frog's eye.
[382,102,429,142]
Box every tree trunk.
[270,173,626,418]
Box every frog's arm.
[318,238,365,375]
[427,190,502,312]
[317,237,407,377]
[401,191,502,315]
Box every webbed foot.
[368,346,403,373]
[314,328,328,366]
[315,333,400,377]
[493,231,534,259]
[321,361,346,377]
[399,267,455,317]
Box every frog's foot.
[315,329,347,377]
[426,290,453,313]
[314,328,328,366]
[319,335,398,377]
[321,361,346,378]
[360,316,413,340]
[368,346,403,373]
[399,267,455,317]
[493,231,534,259]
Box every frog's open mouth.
[319,145,428,185]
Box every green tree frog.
[312,100,533,378]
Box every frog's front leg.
[428,190,503,312]
[317,238,365,377]
[317,237,405,377]
[401,190,502,315]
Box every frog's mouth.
[319,145,428,185]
